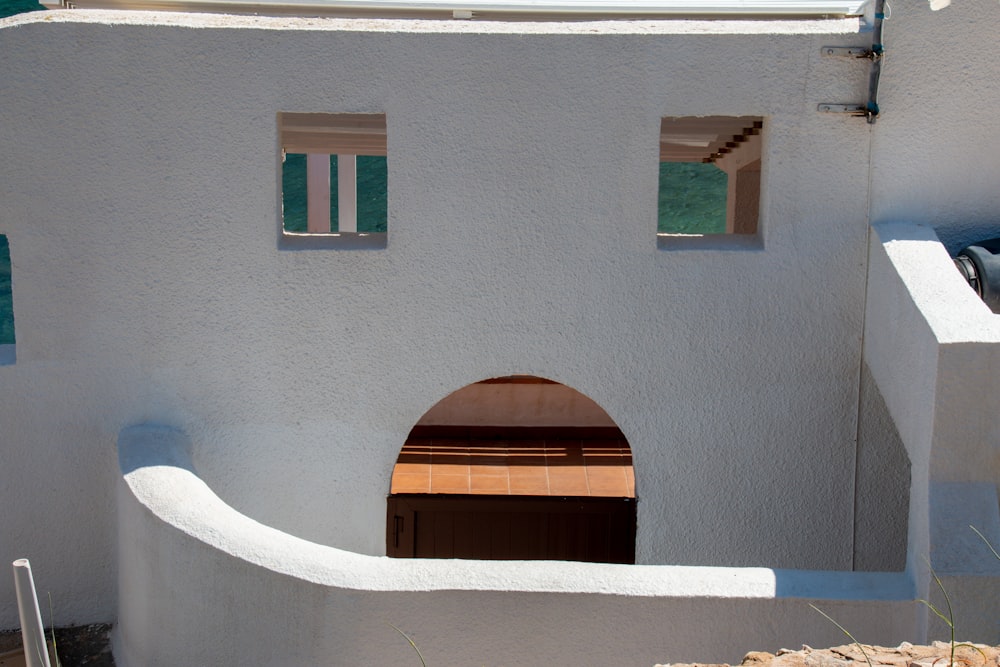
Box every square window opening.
[657,116,763,244]
[278,113,387,247]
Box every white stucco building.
[1,0,999,663]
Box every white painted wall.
[837,0,1000,584]
[864,220,1000,639]
[0,11,874,616]
[0,0,998,642]
[869,2,1000,255]
[115,425,919,666]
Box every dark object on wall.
[954,238,1000,314]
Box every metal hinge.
[818,41,884,123]
[816,103,868,115]
[821,46,879,60]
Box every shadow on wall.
[854,362,911,572]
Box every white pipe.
[12,559,52,667]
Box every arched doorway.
[387,376,635,563]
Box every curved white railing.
[116,423,917,666]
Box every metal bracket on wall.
[817,0,886,124]
[821,46,875,59]
[817,103,868,115]
[817,46,880,119]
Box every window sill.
[278,232,387,251]
[657,233,763,252]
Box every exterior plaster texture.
[115,425,919,666]
[853,361,909,572]
[0,11,876,629]
[864,221,1000,639]
[868,1,1000,255]
[866,222,1000,487]
[0,0,998,653]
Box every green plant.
[388,622,427,667]
[47,593,61,667]
[915,557,985,667]
[969,525,1000,562]
[809,527,1000,667]
[808,604,874,667]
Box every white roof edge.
[41,0,870,18]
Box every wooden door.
[387,494,635,564]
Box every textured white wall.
[1,0,994,632]
[114,425,919,667]
[870,1,1000,254]
[864,221,1000,641]
[866,222,1000,483]
[863,222,945,603]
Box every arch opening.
[388,376,636,564]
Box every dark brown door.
[387,494,635,564]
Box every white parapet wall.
[116,424,919,666]
[864,221,1000,641]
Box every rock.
[657,641,1000,667]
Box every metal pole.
[12,559,52,667]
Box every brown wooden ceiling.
[279,112,387,155]
[660,116,763,163]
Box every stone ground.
[1,628,997,667]
[659,642,1000,667]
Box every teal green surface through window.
[356,156,388,233]
[0,235,14,346]
[281,154,308,232]
[657,162,728,235]
[282,154,387,233]
[0,0,45,19]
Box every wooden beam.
[283,135,387,155]
[279,112,387,155]
[660,116,763,163]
